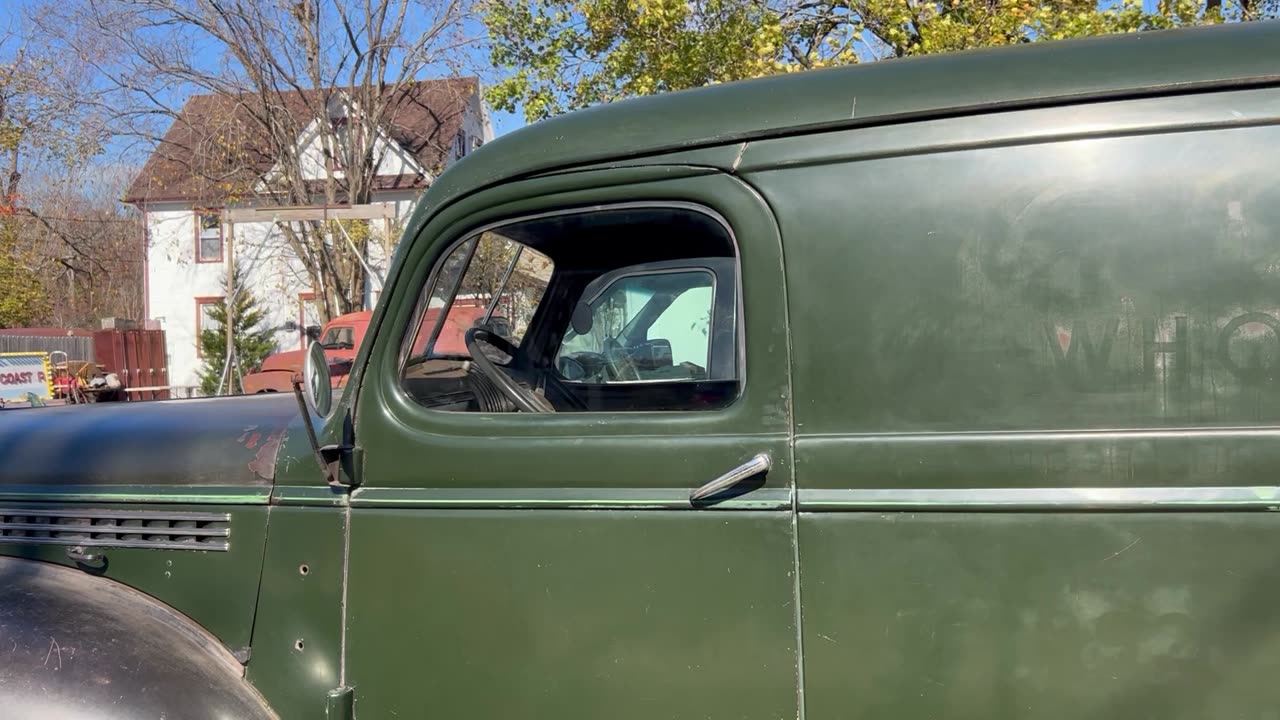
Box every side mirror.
[305,324,322,343]
[630,339,674,370]
[292,340,344,487]
[302,340,333,418]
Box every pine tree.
[198,264,277,395]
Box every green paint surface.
[346,510,798,719]
[247,507,347,719]
[0,504,269,651]
[800,512,1280,719]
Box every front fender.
[0,556,276,719]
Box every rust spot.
[237,425,259,444]
[247,428,287,482]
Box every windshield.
[320,326,355,350]
[405,232,553,362]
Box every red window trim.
[194,208,224,264]
[298,292,318,350]
[194,295,225,358]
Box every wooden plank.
[124,331,140,391]
[153,330,170,400]
[137,331,154,400]
[112,332,126,394]
[223,203,395,223]
[92,330,121,386]
[91,329,124,399]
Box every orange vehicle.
[242,303,501,393]
[242,311,372,394]
[408,302,501,357]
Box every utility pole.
[223,219,238,396]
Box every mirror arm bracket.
[319,443,359,488]
[292,377,359,488]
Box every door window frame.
[559,257,736,384]
[353,171,787,445]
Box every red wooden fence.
[93,329,170,400]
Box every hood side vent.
[0,508,230,552]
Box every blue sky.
[5,1,528,141]
[6,0,1191,168]
[489,108,525,136]
[173,14,530,138]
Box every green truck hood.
[0,394,305,496]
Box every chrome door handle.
[690,454,772,502]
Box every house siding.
[136,87,494,396]
[144,192,420,394]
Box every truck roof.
[326,311,372,328]
[431,22,1280,209]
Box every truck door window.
[399,205,739,413]
[557,270,715,383]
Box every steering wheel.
[464,328,556,413]
[603,338,641,382]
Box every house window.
[472,136,483,152]
[299,292,321,349]
[195,210,223,263]
[327,121,348,171]
[195,296,225,357]
[455,130,467,159]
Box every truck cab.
[2,23,1280,720]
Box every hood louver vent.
[0,508,230,552]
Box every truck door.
[347,168,799,718]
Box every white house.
[125,78,493,394]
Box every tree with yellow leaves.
[484,0,1276,123]
[0,217,48,328]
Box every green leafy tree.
[0,217,47,328]
[484,0,1276,123]
[198,265,277,396]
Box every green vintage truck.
[4,21,1280,719]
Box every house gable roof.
[125,77,480,205]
